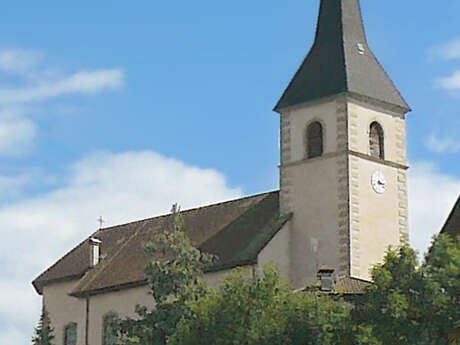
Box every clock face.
[371,171,387,194]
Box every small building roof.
[334,276,371,295]
[32,191,292,296]
[275,0,410,113]
[299,276,372,295]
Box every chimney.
[89,237,102,268]
[317,266,335,291]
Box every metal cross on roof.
[97,216,105,229]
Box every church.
[33,1,415,344]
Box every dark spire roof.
[275,0,410,112]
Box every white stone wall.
[347,100,407,164]
[43,280,87,345]
[204,266,255,288]
[87,285,154,345]
[347,100,408,280]
[279,97,350,289]
[257,221,291,281]
[280,98,340,215]
[43,266,257,345]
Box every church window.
[64,323,77,345]
[102,312,118,345]
[307,121,323,158]
[369,122,384,159]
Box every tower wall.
[346,100,409,280]
[347,101,407,164]
[280,97,351,288]
[279,97,409,286]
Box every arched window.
[369,122,384,159]
[64,323,77,345]
[307,121,323,158]
[102,312,118,345]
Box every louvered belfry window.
[369,121,384,159]
[307,121,323,158]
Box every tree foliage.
[115,204,215,345]
[422,234,460,345]
[32,307,55,345]
[170,266,350,345]
[351,234,460,345]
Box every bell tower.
[276,0,411,287]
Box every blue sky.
[0,1,459,344]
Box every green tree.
[116,204,215,345]
[422,234,460,345]
[32,307,55,345]
[171,266,350,345]
[350,234,460,345]
[350,245,423,345]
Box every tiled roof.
[32,191,291,296]
[299,276,372,295]
[441,195,460,236]
[275,0,410,112]
[334,276,371,294]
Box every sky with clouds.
[0,1,459,344]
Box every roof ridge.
[200,193,286,271]
[97,190,279,233]
[70,219,151,296]
[233,212,292,262]
[32,239,88,287]
[363,50,411,112]
[339,1,349,93]
[73,192,281,296]
[273,48,314,113]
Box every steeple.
[275,0,410,113]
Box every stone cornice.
[274,92,409,117]
[348,150,409,170]
[279,150,409,170]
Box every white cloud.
[0,279,40,343]
[0,69,124,105]
[0,150,242,345]
[437,69,460,93]
[0,328,28,345]
[0,118,36,155]
[426,132,460,154]
[409,162,460,258]
[429,37,460,61]
[0,48,124,156]
[0,49,43,75]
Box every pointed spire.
[275,0,410,113]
